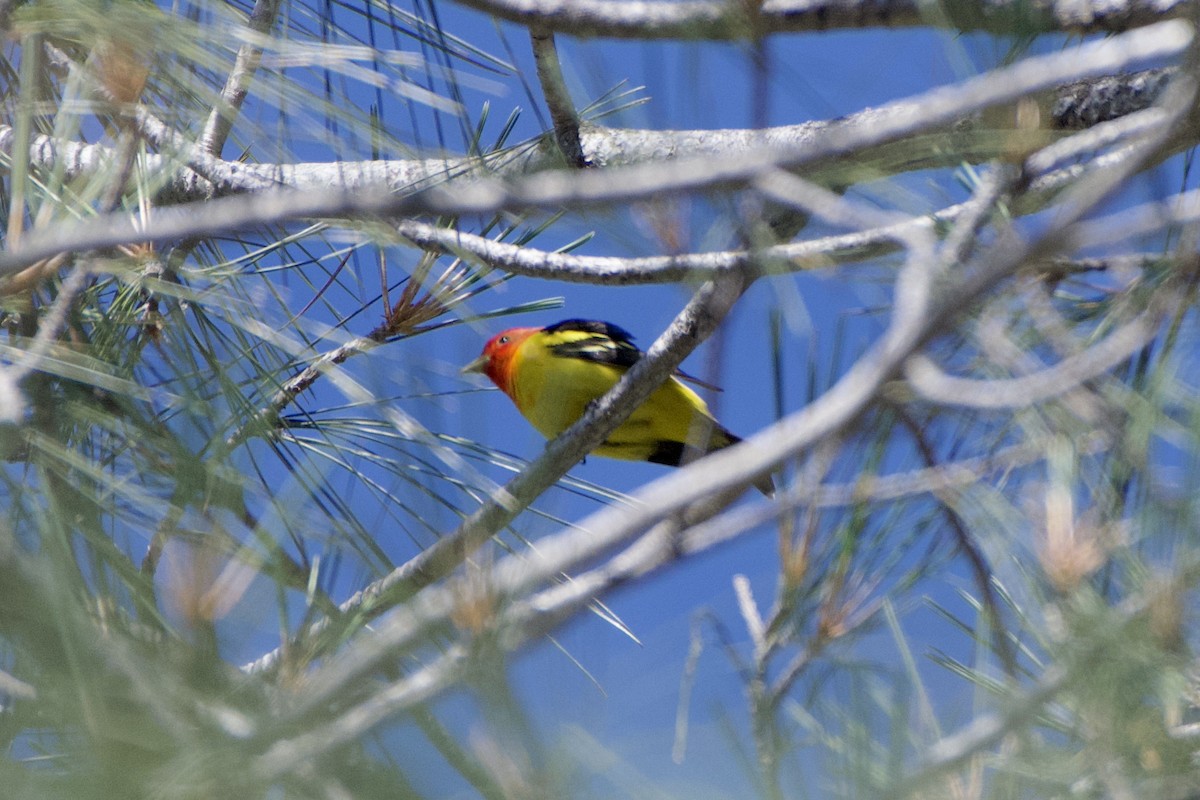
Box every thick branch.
[451,0,1186,39]
[0,63,1178,210]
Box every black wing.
[542,319,642,369]
[540,318,723,391]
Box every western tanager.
[462,319,773,496]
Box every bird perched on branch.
[462,319,774,496]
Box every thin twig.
[530,30,587,167]
[199,0,281,156]
[895,409,1019,677]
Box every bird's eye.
[499,335,509,344]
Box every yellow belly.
[510,344,724,461]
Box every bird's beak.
[461,354,490,375]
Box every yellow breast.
[509,335,721,461]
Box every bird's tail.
[645,420,776,497]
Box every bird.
[462,319,774,496]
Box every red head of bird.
[460,326,539,398]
